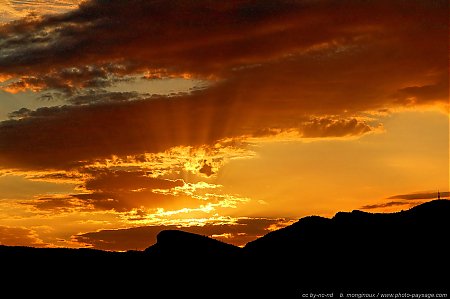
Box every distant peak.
[145,229,240,256]
[156,229,210,243]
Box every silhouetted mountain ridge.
[244,200,449,274]
[144,229,240,260]
[1,200,448,296]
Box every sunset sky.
[0,0,448,251]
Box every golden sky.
[0,0,448,251]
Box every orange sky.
[0,0,448,251]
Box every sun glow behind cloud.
[0,0,448,250]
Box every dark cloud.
[72,191,193,212]
[393,82,448,106]
[84,171,183,192]
[0,225,46,247]
[0,0,330,76]
[0,0,447,171]
[68,91,143,105]
[198,160,214,177]
[27,196,84,212]
[2,66,100,96]
[388,191,448,200]
[20,170,201,212]
[301,118,375,138]
[8,107,31,119]
[74,217,289,251]
[27,189,199,212]
[72,171,191,211]
[0,89,379,170]
[0,0,447,103]
[29,172,84,182]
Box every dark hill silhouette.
[245,199,450,255]
[144,229,241,261]
[243,200,450,292]
[1,200,448,297]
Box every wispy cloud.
[360,201,417,210]
[388,191,448,200]
[361,191,448,210]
